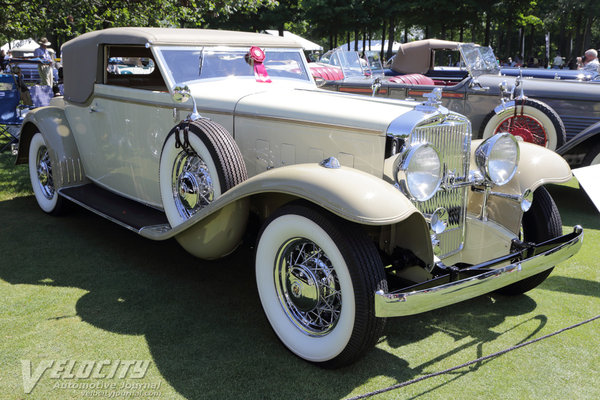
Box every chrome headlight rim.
[395,143,443,202]
[475,133,520,186]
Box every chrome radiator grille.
[411,114,471,258]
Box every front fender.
[16,105,88,188]
[471,139,571,196]
[152,163,432,263]
[149,163,425,240]
[468,139,571,234]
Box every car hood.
[478,73,600,101]
[233,85,418,134]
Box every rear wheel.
[497,187,562,295]
[28,132,65,215]
[255,204,387,368]
[480,98,566,151]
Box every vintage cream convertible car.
[16,28,583,368]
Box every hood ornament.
[416,88,447,114]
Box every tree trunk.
[404,27,408,43]
[582,15,594,50]
[459,26,464,43]
[347,32,351,50]
[381,19,387,62]
[355,30,359,51]
[278,26,284,36]
[387,17,395,59]
[573,11,583,56]
[484,12,491,46]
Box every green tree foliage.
[1,0,598,64]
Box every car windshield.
[459,43,499,75]
[320,49,378,78]
[155,46,310,85]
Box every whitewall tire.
[480,98,566,151]
[28,132,64,214]
[159,120,247,227]
[256,204,387,368]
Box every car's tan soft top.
[391,39,460,75]
[62,27,302,104]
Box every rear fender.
[16,106,88,188]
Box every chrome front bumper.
[375,226,583,318]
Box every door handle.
[89,104,102,113]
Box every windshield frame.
[320,49,380,79]
[153,45,312,89]
[458,43,500,76]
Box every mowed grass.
[0,143,599,400]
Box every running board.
[59,184,171,236]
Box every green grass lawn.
[1,145,599,400]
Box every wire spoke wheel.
[494,115,547,146]
[171,151,215,220]
[35,145,56,200]
[275,238,342,336]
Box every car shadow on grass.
[0,196,561,400]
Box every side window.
[104,46,167,91]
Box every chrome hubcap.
[172,151,214,219]
[275,238,341,336]
[36,145,55,200]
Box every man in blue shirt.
[33,37,54,87]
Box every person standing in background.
[552,53,564,69]
[577,49,600,73]
[33,37,54,87]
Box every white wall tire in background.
[480,98,566,151]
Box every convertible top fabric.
[62,27,301,104]
[391,39,460,75]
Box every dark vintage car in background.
[311,40,600,167]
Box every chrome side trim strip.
[375,226,583,317]
[234,112,383,135]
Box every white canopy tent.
[264,30,323,51]
[1,38,55,57]
[339,40,403,53]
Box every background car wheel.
[582,141,600,166]
[28,132,65,215]
[480,98,566,151]
[255,204,387,368]
[159,119,247,227]
[496,186,562,295]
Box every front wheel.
[28,132,65,215]
[480,98,566,151]
[497,187,562,295]
[256,205,387,368]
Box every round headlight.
[475,133,519,186]
[396,143,442,202]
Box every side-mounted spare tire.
[159,119,247,226]
[480,98,566,151]
[159,119,249,259]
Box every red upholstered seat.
[309,64,345,81]
[388,74,435,86]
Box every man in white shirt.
[552,53,563,69]
[33,37,54,87]
[578,49,600,73]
